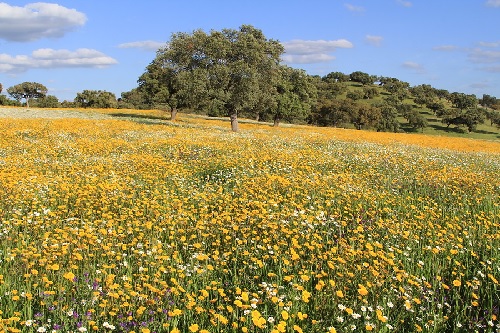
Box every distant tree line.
[1,25,499,133]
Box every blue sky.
[1,1,500,102]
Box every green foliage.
[362,86,379,99]
[346,89,364,101]
[480,94,497,108]
[31,95,60,108]
[374,103,400,132]
[380,78,410,101]
[6,81,48,107]
[74,90,117,108]
[311,99,351,127]
[323,71,349,83]
[349,71,373,85]
[441,108,486,132]
[119,88,150,110]
[449,92,477,110]
[349,102,381,130]
[266,66,317,126]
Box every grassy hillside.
[0,112,499,332]
[335,82,499,140]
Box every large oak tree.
[140,25,284,131]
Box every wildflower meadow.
[0,112,499,333]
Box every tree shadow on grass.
[109,112,175,125]
[110,112,168,121]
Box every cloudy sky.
[1,1,500,101]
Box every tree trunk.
[273,115,281,127]
[171,108,178,121]
[230,112,239,132]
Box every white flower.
[338,304,346,311]
[336,316,344,323]
[267,317,275,323]
[37,328,47,333]
[78,327,87,332]
[25,320,34,327]
[352,313,361,319]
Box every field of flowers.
[0,111,499,333]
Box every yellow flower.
[301,290,311,303]
[63,271,75,281]
[276,321,287,333]
[189,324,199,332]
[297,312,307,320]
[376,309,388,323]
[252,316,266,328]
[328,328,337,333]
[453,279,461,287]
[281,310,289,321]
[293,325,303,333]
[336,290,344,298]
[357,284,368,296]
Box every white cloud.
[0,2,86,42]
[478,41,500,47]
[282,39,353,64]
[402,61,425,73]
[0,48,117,73]
[396,0,412,7]
[365,35,383,47]
[281,54,336,64]
[433,45,459,51]
[485,0,500,7]
[283,39,353,55]
[468,48,500,63]
[344,3,365,12]
[118,40,165,51]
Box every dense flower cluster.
[0,113,499,332]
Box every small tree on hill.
[349,71,373,86]
[7,82,47,108]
